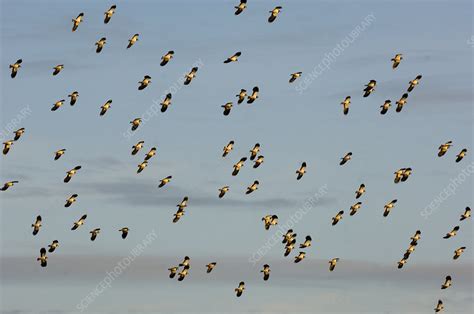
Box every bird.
[232,157,247,176]
[247,87,259,104]
[460,207,471,221]
[72,13,84,32]
[395,93,409,112]
[160,93,172,112]
[52,64,64,76]
[400,168,412,182]
[160,51,174,66]
[137,161,148,174]
[261,264,271,280]
[119,227,129,239]
[329,258,340,271]
[9,59,22,78]
[3,140,14,155]
[1,181,19,191]
[54,149,66,160]
[289,72,302,83]
[383,199,398,217]
[262,215,278,230]
[168,267,178,278]
[438,141,453,157]
[299,236,312,248]
[443,226,460,239]
[349,202,362,216]
[339,152,352,165]
[218,186,230,198]
[223,52,241,63]
[236,89,247,104]
[284,239,297,257]
[397,258,407,269]
[246,180,259,194]
[158,176,172,188]
[363,80,376,97]
[64,194,78,208]
[144,147,156,161]
[138,75,151,90]
[455,149,467,162]
[234,0,247,15]
[406,244,416,255]
[407,75,422,92]
[127,34,139,49]
[104,5,116,24]
[394,168,405,183]
[95,37,107,53]
[268,6,282,23]
[71,214,87,230]
[253,155,264,168]
[341,96,351,115]
[68,91,79,106]
[221,102,233,116]
[380,100,391,115]
[184,67,198,85]
[355,184,366,199]
[249,144,260,160]
[391,54,403,69]
[206,262,217,273]
[434,300,444,313]
[441,276,452,289]
[64,166,82,183]
[51,99,65,111]
[131,141,145,155]
[222,141,234,157]
[177,197,189,211]
[32,215,42,235]
[295,162,307,180]
[90,228,101,241]
[235,281,245,297]
[100,99,112,116]
[410,230,421,245]
[130,118,142,131]
[282,229,296,244]
[332,210,344,226]
[173,208,185,223]
[178,266,189,281]
[37,248,48,267]
[179,256,191,267]
[453,247,466,260]
[294,251,306,263]
[48,240,59,253]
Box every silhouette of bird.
[9,59,22,78]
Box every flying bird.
[168,267,178,278]
[100,99,112,116]
[460,207,471,221]
[253,155,264,168]
[441,276,452,289]
[329,258,340,271]
[138,75,151,90]
[223,52,241,63]
[247,87,259,104]
[32,215,42,235]
[184,67,198,85]
[144,147,156,161]
[341,96,351,115]
[221,102,233,116]
[380,100,391,115]
[72,13,84,32]
[332,210,344,226]
[104,5,116,24]
[235,281,245,297]
[453,247,466,260]
[443,226,460,239]
[51,99,65,111]
[179,256,191,267]
[262,215,278,230]
[395,93,409,112]
[339,152,352,165]
[48,240,59,253]
[3,140,14,155]
[127,34,139,49]
[68,91,79,106]
[52,64,64,76]
[160,93,172,112]
[131,141,144,155]
[391,54,403,69]
[268,6,282,23]
[130,118,142,131]
[232,157,247,176]
[222,140,234,157]
[158,176,172,188]
[95,37,107,53]
[236,89,247,104]
[363,80,376,97]
[289,72,302,83]
[434,300,444,313]
[234,0,247,15]
[137,161,148,173]
[160,51,174,66]
[349,202,362,216]
[261,264,271,280]
[64,166,82,183]
[296,162,307,180]
[177,197,189,211]
[90,228,101,241]
[397,258,407,269]
[119,227,129,239]
[64,194,78,207]
[401,168,412,182]
[246,180,259,194]
[249,143,260,160]
[282,229,295,244]
[9,59,22,78]
[410,230,421,245]
[177,266,189,281]
[294,251,306,263]
[54,149,66,160]
[37,248,48,267]
[355,184,366,199]
[71,214,87,230]
[1,180,19,191]
[218,186,230,198]
[206,262,217,273]
[299,236,312,248]
[407,75,422,92]
[173,208,185,223]
[455,149,467,162]
[438,141,452,157]
[383,199,398,217]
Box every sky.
[0,0,473,313]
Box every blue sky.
[0,0,472,313]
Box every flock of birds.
[2,1,471,312]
